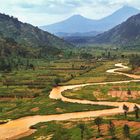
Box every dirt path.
[0,63,140,140]
[107,63,140,79]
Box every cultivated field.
[0,57,140,140]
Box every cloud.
[0,0,140,26]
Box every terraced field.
[0,60,140,140]
[0,62,140,140]
[0,59,113,120]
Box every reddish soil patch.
[30,107,39,112]
[0,98,32,101]
[112,86,139,89]
[108,90,140,100]
[56,107,64,113]
[133,67,140,74]
[0,98,16,101]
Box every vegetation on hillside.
[0,13,74,67]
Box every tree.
[127,89,131,95]
[53,125,65,140]
[78,123,85,140]
[29,64,35,70]
[26,59,29,70]
[94,117,103,137]
[108,120,116,139]
[121,55,125,59]
[123,124,130,139]
[107,51,111,59]
[123,104,129,118]
[134,105,139,119]
[0,57,12,72]
[71,74,74,79]
[72,64,74,69]
[53,78,61,86]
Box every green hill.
[90,13,140,46]
[0,13,73,53]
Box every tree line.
[0,57,35,72]
[77,104,139,140]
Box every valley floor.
[0,62,140,140]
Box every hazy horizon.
[0,0,140,26]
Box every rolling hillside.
[0,13,72,50]
[90,13,140,46]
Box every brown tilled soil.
[108,90,140,100]
[30,107,39,112]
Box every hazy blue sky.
[0,0,140,26]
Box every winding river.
[0,63,140,140]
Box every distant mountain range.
[67,13,140,46]
[40,6,140,36]
[0,13,73,57]
[56,31,101,38]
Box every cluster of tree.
[0,57,35,72]
[123,104,139,119]
[39,45,62,58]
[38,102,139,140]
[72,64,90,70]
[0,34,70,72]
[52,74,75,87]
[0,36,39,58]
[78,116,138,140]
[101,51,120,60]
[53,78,61,87]
[80,52,93,60]
[129,54,140,69]
[0,57,13,72]
[101,51,111,59]
[0,13,19,22]
[79,50,121,61]
[77,104,139,139]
